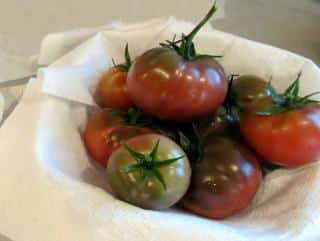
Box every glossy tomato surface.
[240,101,320,167]
[181,136,262,219]
[107,134,191,210]
[84,109,150,167]
[95,67,133,111]
[232,75,270,109]
[203,113,239,138]
[127,48,227,121]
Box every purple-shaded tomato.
[181,136,262,219]
[127,47,227,121]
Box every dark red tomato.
[180,136,262,219]
[127,47,227,121]
[232,75,270,109]
[202,113,239,138]
[240,99,320,167]
[95,67,133,111]
[84,109,150,167]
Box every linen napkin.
[0,17,320,241]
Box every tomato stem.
[185,2,218,44]
[177,123,204,167]
[113,43,132,72]
[123,140,183,190]
[160,1,219,60]
[222,74,241,120]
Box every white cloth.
[1,17,320,241]
[0,52,37,124]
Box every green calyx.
[178,123,203,166]
[123,140,183,190]
[112,43,132,72]
[256,72,320,116]
[124,107,152,125]
[160,2,221,61]
[113,106,153,126]
[222,74,240,121]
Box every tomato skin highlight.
[232,75,270,109]
[95,67,133,111]
[180,136,262,219]
[127,48,228,121]
[240,103,320,167]
[107,134,191,210]
[84,109,150,167]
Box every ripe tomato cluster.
[83,2,320,219]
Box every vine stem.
[183,2,218,57]
[186,2,218,42]
[160,1,219,60]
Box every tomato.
[95,44,133,111]
[199,75,270,138]
[84,109,150,167]
[240,73,320,167]
[127,48,227,121]
[240,100,320,167]
[95,67,133,111]
[127,4,227,121]
[232,75,270,109]
[202,113,239,138]
[180,136,262,219]
[107,134,191,209]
